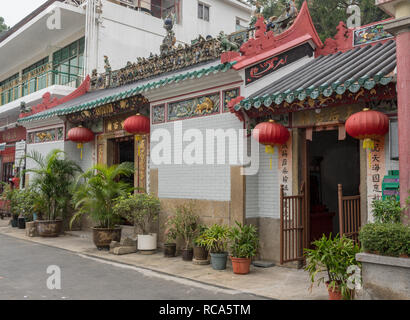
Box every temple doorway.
[307,129,360,244]
[110,136,135,187]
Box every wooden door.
[280,182,307,265]
[338,184,361,243]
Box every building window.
[150,0,181,23]
[236,18,248,31]
[0,73,19,106]
[52,37,85,86]
[22,57,49,96]
[198,2,209,21]
[389,119,398,160]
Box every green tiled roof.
[18,62,237,123]
[235,40,396,112]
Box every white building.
[0,0,251,183]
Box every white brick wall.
[246,145,281,219]
[151,113,243,201]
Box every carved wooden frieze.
[66,96,149,123]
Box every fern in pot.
[113,192,160,252]
[228,222,259,275]
[197,224,230,270]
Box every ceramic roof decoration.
[17,62,237,123]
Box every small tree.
[167,203,199,250]
[113,193,160,235]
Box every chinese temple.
[17,1,404,265]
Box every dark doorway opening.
[110,137,135,226]
[308,130,360,243]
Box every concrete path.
[0,219,328,300]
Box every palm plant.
[70,162,134,229]
[25,149,82,221]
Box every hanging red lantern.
[123,113,150,156]
[345,108,389,167]
[253,120,290,169]
[67,125,94,160]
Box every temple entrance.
[307,130,360,244]
[109,136,135,187]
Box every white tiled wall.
[151,113,243,201]
[246,145,280,219]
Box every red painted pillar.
[396,30,410,220]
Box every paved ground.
[0,219,328,300]
[0,234,265,300]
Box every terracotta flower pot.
[230,257,252,275]
[92,226,122,250]
[37,220,63,237]
[326,281,342,300]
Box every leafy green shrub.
[228,222,259,258]
[304,234,360,300]
[372,197,403,224]
[166,203,199,250]
[25,149,82,221]
[70,163,134,229]
[194,224,208,247]
[359,223,410,257]
[196,224,229,253]
[113,193,160,235]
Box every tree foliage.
[246,0,389,42]
[0,17,8,34]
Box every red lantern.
[67,125,94,160]
[123,113,150,155]
[345,108,389,168]
[123,113,150,136]
[253,120,290,169]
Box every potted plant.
[113,192,160,252]
[167,203,199,261]
[197,224,230,270]
[70,162,134,249]
[1,183,22,227]
[163,217,177,257]
[193,225,209,262]
[25,149,81,237]
[228,221,259,275]
[304,234,361,300]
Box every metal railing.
[0,63,83,106]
